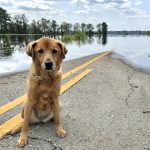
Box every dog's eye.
[38,49,43,54]
[52,49,58,54]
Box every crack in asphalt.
[143,110,150,114]
[28,136,63,150]
[125,76,135,106]
[2,134,63,149]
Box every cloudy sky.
[0,0,150,30]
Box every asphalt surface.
[0,53,150,150]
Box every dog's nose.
[45,61,53,70]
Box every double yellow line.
[0,50,112,139]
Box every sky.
[0,0,150,30]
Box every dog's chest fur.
[34,79,59,112]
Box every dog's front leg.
[53,97,67,137]
[17,102,33,147]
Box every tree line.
[0,7,108,35]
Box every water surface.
[0,35,150,75]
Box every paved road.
[0,54,150,150]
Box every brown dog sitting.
[17,37,67,147]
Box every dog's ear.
[57,41,68,59]
[26,41,38,58]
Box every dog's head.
[26,37,67,72]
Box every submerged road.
[0,51,150,150]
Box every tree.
[86,23,94,35]
[81,23,86,32]
[60,22,72,35]
[0,7,11,33]
[66,23,72,32]
[0,6,109,36]
[60,23,64,35]
[12,14,28,34]
[31,20,38,34]
[46,20,52,35]
[36,20,42,34]
[21,14,28,34]
[13,15,22,33]
[74,23,80,32]
[51,20,58,36]
[96,23,102,34]
[9,20,16,33]
[102,22,108,35]
[40,18,49,34]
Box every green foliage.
[86,23,94,35]
[62,34,73,43]
[12,14,28,34]
[97,23,102,34]
[122,30,128,35]
[81,23,86,32]
[102,22,108,35]
[0,7,108,36]
[62,31,87,43]
[73,31,87,41]
[0,7,11,33]
[144,31,150,35]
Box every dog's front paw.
[17,138,28,147]
[56,129,67,138]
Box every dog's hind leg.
[11,107,39,134]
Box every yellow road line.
[62,50,112,79]
[0,50,112,115]
[60,69,92,94]
[0,95,26,115]
[0,113,22,139]
[0,69,92,139]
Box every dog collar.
[32,73,44,81]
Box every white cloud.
[71,0,89,5]
[7,9,27,15]
[101,0,150,18]
[71,0,150,19]
[120,22,126,26]
[126,11,150,18]
[74,16,80,19]
[88,16,96,21]
[95,0,105,2]
[0,0,14,5]
[75,10,89,15]
[49,10,65,17]
[0,0,149,30]
[15,0,54,11]
[134,0,142,6]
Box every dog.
[17,37,67,147]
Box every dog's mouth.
[45,67,54,71]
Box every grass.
[144,31,150,35]
[62,31,87,43]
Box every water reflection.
[102,35,107,45]
[0,35,43,57]
[0,34,150,75]
[0,36,14,57]
[0,34,108,57]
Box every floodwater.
[0,34,150,75]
